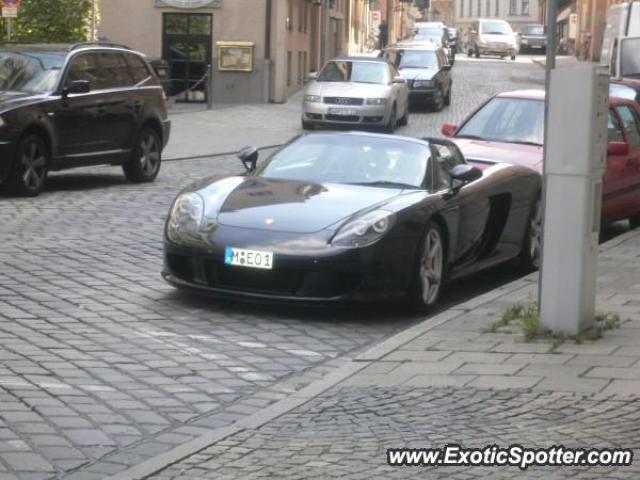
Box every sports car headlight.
[366,98,388,105]
[167,192,205,245]
[413,80,433,88]
[332,210,396,248]
[304,94,321,103]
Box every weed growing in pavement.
[485,305,623,352]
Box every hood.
[398,68,436,81]
[206,177,403,234]
[479,33,517,45]
[306,81,391,99]
[451,138,543,172]
[0,91,44,113]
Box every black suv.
[0,42,170,196]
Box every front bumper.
[409,87,439,104]
[520,39,546,49]
[162,234,412,304]
[302,101,390,127]
[478,45,517,56]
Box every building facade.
[98,0,357,105]
[454,0,542,32]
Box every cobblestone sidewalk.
[148,229,640,480]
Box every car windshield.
[414,34,441,44]
[457,97,544,146]
[481,21,512,35]
[317,61,388,84]
[621,38,640,78]
[523,25,544,35]
[259,135,430,188]
[0,51,64,93]
[397,50,438,69]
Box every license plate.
[224,247,274,270]
[328,107,357,116]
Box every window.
[98,52,134,89]
[468,0,473,17]
[509,0,517,15]
[126,54,154,85]
[287,0,294,31]
[65,53,102,89]
[460,0,464,17]
[486,0,490,16]
[431,144,464,191]
[298,51,303,85]
[521,0,529,15]
[287,51,292,86]
[477,0,481,17]
[608,111,625,143]
[617,105,640,148]
[495,0,499,16]
[303,51,307,80]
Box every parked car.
[600,1,640,78]
[467,19,518,60]
[414,25,455,65]
[441,88,640,236]
[301,57,409,132]
[163,132,540,309]
[382,43,453,111]
[0,42,170,196]
[448,27,460,53]
[519,24,547,52]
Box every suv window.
[431,143,464,191]
[65,53,102,89]
[98,52,134,89]
[616,105,640,148]
[126,53,154,85]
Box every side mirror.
[608,141,629,156]
[441,123,457,137]
[305,72,319,82]
[392,76,406,84]
[449,164,482,187]
[238,145,259,172]
[62,80,91,98]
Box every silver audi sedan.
[301,57,410,132]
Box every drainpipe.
[265,0,273,102]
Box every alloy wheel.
[420,228,444,305]
[139,133,160,176]
[21,140,47,191]
[529,199,542,268]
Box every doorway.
[162,13,212,103]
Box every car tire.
[398,105,409,126]
[385,104,397,133]
[629,214,640,230]
[511,54,517,61]
[433,89,445,112]
[123,127,162,183]
[475,46,480,58]
[409,222,446,312]
[302,119,314,131]
[444,86,452,106]
[6,134,49,197]
[518,196,542,272]
[467,48,473,57]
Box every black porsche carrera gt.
[162,132,541,310]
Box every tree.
[1,0,96,42]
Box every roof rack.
[70,41,131,51]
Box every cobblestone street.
[0,58,540,479]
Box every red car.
[442,89,640,231]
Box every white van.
[600,2,640,78]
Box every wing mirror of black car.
[238,145,259,173]
[62,80,91,98]
[449,164,482,191]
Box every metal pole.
[538,0,558,309]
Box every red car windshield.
[456,97,544,146]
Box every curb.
[106,227,640,480]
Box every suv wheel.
[385,104,397,133]
[123,127,162,183]
[475,46,480,58]
[7,134,49,197]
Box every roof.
[390,41,441,51]
[495,86,640,103]
[303,130,430,147]
[0,42,132,54]
[331,56,391,64]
